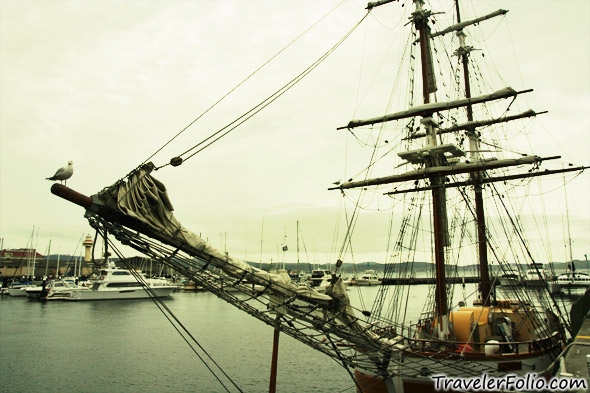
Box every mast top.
[366,0,398,10]
[430,9,508,38]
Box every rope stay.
[141,0,350,168]
[158,11,371,171]
[104,10,371,189]
[103,230,245,393]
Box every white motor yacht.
[62,263,175,301]
[355,270,382,286]
[523,263,548,287]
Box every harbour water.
[0,284,580,393]
[0,288,361,393]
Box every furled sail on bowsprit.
[51,166,412,376]
[91,163,337,307]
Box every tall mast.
[454,0,492,306]
[296,221,300,279]
[412,0,449,322]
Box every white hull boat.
[498,269,522,286]
[62,263,175,301]
[25,278,90,300]
[557,272,590,288]
[523,263,549,287]
[355,270,382,286]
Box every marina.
[1,285,588,393]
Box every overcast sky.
[1,0,588,267]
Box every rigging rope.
[103,231,245,393]
[140,1,349,169]
[84,207,506,386]
[488,181,572,335]
[155,11,371,170]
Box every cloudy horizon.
[1,0,588,268]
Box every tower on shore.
[83,234,93,262]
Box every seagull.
[46,160,74,185]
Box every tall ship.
[50,1,587,391]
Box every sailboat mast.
[44,239,51,277]
[564,175,574,266]
[296,221,300,278]
[454,0,492,306]
[413,0,448,320]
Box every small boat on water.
[557,272,590,288]
[61,262,175,301]
[523,263,549,287]
[309,269,331,287]
[3,281,35,297]
[25,278,90,300]
[315,274,352,293]
[498,268,522,286]
[355,269,382,286]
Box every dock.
[557,290,590,392]
[382,276,480,285]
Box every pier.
[382,276,480,285]
[558,289,590,391]
[559,318,590,391]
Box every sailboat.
[50,1,588,392]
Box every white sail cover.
[95,164,392,351]
[102,165,332,303]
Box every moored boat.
[25,278,90,300]
[3,281,35,297]
[62,262,175,301]
[557,272,590,288]
[523,263,549,287]
[309,269,331,287]
[354,269,382,286]
[498,268,522,286]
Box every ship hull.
[353,348,560,393]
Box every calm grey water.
[0,290,362,393]
[0,284,579,393]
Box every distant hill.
[25,254,590,277]
[243,259,590,276]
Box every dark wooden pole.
[269,314,280,393]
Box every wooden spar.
[384,165,590,195]
[329,155,544,190]
[51,183,92,209]
[430,9,508,38]
[366,0,398,10]
[338,87,528,130]
[268,314,281,393]
[440,110,543,134]
[404,110,544,140]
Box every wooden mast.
[454,0,492,306]
[413,0,449,326]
